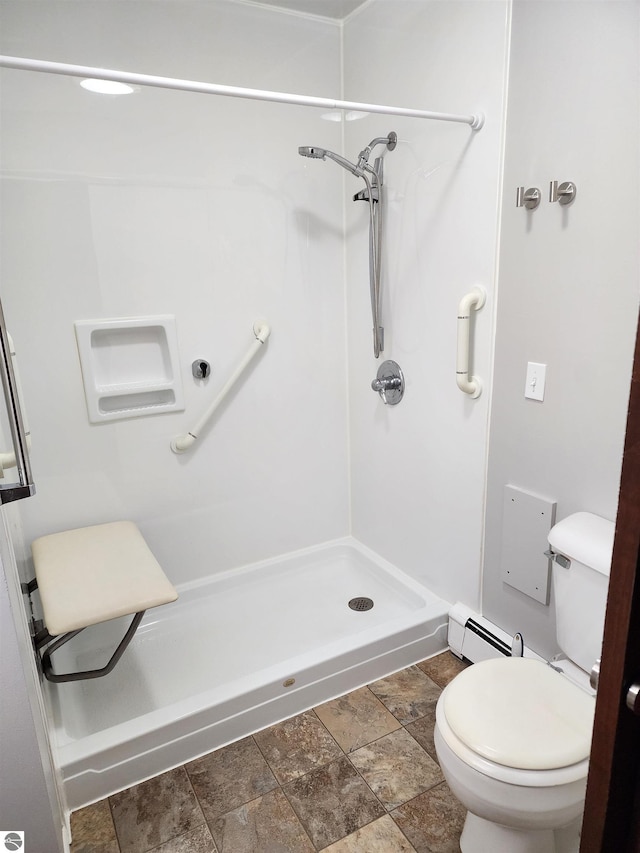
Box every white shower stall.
[0,0,510,835]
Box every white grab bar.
[0,435,31,475]
[171,321,270,454]
[456,287,486,398]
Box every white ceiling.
[246,0,368,21]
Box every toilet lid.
[443,658,595,770]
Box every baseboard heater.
[447,602,543,665]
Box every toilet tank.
[548,512,614,673]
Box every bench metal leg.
[40,611,146,683]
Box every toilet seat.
[437,657,594,786]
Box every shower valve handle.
[371,360,405,406]
[192,359,210,379]
[371,376,401,393]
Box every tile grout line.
[250,730,319,853]
[264,706,389,851]
[250,675,442,849]
[107,796,124,853]
[109,766,213,853]
[325,671,446,851]
[308,711,424,853]
[308,689,433,851]
[180,766,212,853]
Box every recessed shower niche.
[74,316,185,423]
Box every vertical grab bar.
[171,321,270,454]
[456,287,486,399]
[0,299,35,503]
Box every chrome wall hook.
[516,186,541,210]
[549,180,577,205]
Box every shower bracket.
[353,155,383,203]
[35,609,146,683]
[353,185,379,203]
[22,576,148,683]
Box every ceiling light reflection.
[80,79,135,95]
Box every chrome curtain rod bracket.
[0,55,484,129]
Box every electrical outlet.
[525,362,546,401]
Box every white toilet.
[434,512,614,853]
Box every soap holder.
[74,316,185,423]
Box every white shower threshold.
[45,536,450,811]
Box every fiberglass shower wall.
[343,1,510,607]
[483,0,640,659]
[0,0,350,585]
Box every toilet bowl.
[434,512,614,853]
[434,657,593,853]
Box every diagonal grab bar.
[171,321,270,454]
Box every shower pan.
[299,132,396,358]
[46,538,448,809]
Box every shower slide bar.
[0,55,484,129]
[456,287,486,399]
[171,321,270,454]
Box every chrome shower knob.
[372,360,404,405]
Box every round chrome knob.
[371,360,404,405]
[371,376,401,393]
[627,681,640,715]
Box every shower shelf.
[74,316,185,423]
[0,55,484,129]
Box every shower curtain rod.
[0,55,484,129]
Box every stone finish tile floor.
[70,652,468,853]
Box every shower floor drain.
[348,596,374,612]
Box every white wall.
[343,0,510,607]
[483,0,640,657]
[0,0,349,584]
[0,0,513,606]
[0,511,65,851]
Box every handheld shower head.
[298,145,361,176]
[298,146,327,159]
[299,133,396,180]
[299,133,396,361]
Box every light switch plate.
[525,362,546,401]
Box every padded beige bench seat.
[29,521,177,683]
[32,521,177,637]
